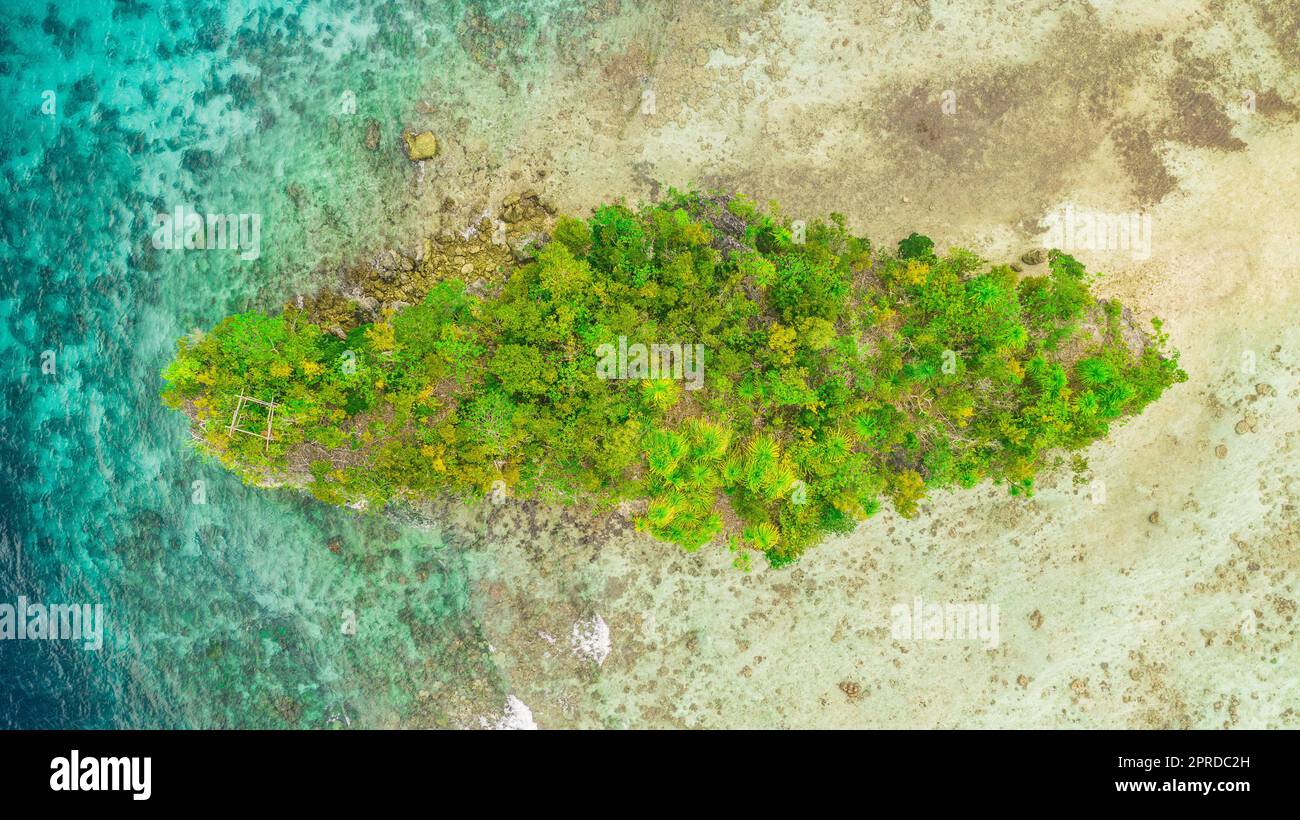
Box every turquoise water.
[0,0,584,728]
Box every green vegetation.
[162,191,1185,566]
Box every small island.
[162,190,1185,567]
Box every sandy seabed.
[353,0,1299,728]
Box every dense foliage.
[162,191,1184,567]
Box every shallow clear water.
[0,0,578,728]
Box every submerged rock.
[501,190,548,223]
[363,118,381,151]
[182,148,216,175]
[402,130,438,161]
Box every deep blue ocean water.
[0,0,578,728]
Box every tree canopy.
[162,191,1185,567]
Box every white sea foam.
[570,613,611,665]
[481,695,538,730]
